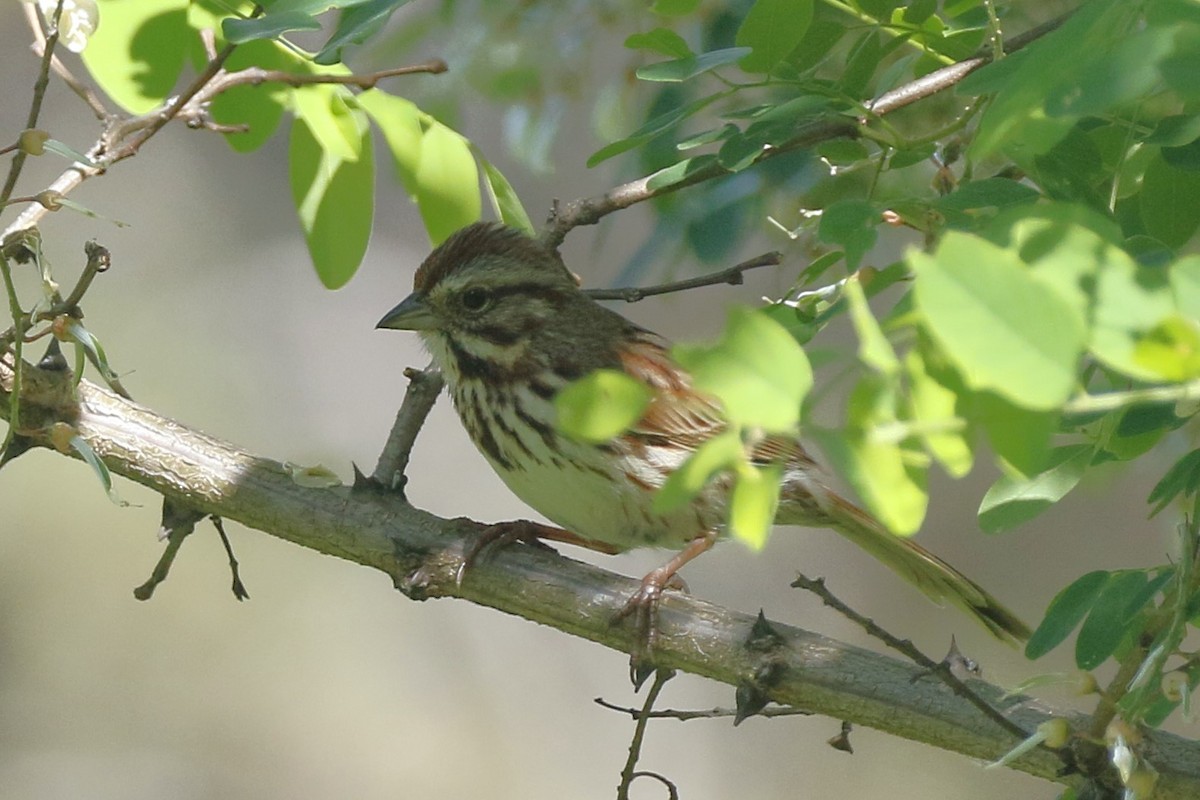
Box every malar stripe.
[512,403,558,450]
[447,338,500,381]
[528,379,557,400]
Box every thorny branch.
[3,370,1200,797]
[792,574,1034,746]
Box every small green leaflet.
[555,370,652,444]
[673,306,811,432]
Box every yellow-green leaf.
[555,370,652,444]
[415,122,481,245]
[729,462,782,549]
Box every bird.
[377,222,1030,645]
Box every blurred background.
[0,2,1181,798]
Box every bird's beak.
[376,293,436,331]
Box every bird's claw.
[456,520,558,587]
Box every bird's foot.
[614,567,689,688]
[456,520,619,587]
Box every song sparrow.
[378,222,1029,644]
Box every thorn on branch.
[828,720,854,753]
[791,573,1036,748]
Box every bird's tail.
[777,480,1031,645]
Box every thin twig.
[1,0,64,206]
[1064,380,1200,415]
[3,45,449,241]
[25,1,110,121]
[595,697,810,722]
[204,60,448,95]
[791,574,1034,745]
[371,362,444,492]
[616,669,676,800]
[584,251,782,302]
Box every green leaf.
[209,40,292,153]
[625,28,693,59]
[636,47,752,82]
[1076,570,1153,670]
[844,276,898,374]
[314,0,415,65]
[729,463,783,549]
[1133,315,1200,380]
[80,0,190,114]
[41,139,97,167]
[810,420,928,536]
[68,435,126,506]
[978,445,1093,534]
[905,348,972,478]
[288,113,375,288]
[911,232,1085,410]
[645,154,720,192]
[414,122,481,245]
[479,157,534,235]
[65,321,125,393]
[222,11,321,43]
[1043,27,1173,120]
[818,200,877,270]
[735,0,814,73]
[817,139,869,166]
[1146,114,1200,147]
[962,0,1133,157]
[654,430,743,513]
[841,30,882,98]
[1140,153,1200,248]
[357,89,423,195]
[1173,255,1200,319]
[587,94,719,167]
[1025,570,1111,660]
[292,86,363,161]
[973,391,1056,477]
[651,0,700,16]
[676,124,739,151]
[1147,449,1200,516]
[554,369,652,444]
[1090,245,1177,381]
[673,307,812,431]
[936,177,1040,216]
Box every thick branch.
[2,363,1199,797]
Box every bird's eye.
[461,287,490,312]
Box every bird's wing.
[615,332,808,463]
[615,333,727,452]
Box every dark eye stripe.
[480,283,570,304]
